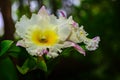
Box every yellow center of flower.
[30,27,59,46]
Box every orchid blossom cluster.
[15,6,100,58]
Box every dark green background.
[0,0,120,80]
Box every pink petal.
[16,40,26,47]
[36,49,49,56]
[71,42,86,56]
[72,21,78,28]
[57,10,67,17]
[42,49,49,54]
[92,36,100,44]
[16,42,21,46]
[38,6,48,15]
[65,41,86,56]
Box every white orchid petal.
[58,25,71,41]
[15,15,29,38]
[47,52,59,58]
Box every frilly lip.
[85,36,100,51]
[93,36,100,42]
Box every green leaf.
[8,43,21,58]
[8,43,21,53]
[16,58,30,75]
[61,47,74,57]
[0,57,18,80]
[0,40,13,56]
[16,65,29,75]
[37,57,47,72]
[17,57,36,75]
[17,56,47,74]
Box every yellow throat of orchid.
[29,27,59,46]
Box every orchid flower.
[15,6,72,58]
[15,6,100,58]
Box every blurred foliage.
[0,40,13,56]
[0,57,18,80]
[0,0,120,80]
